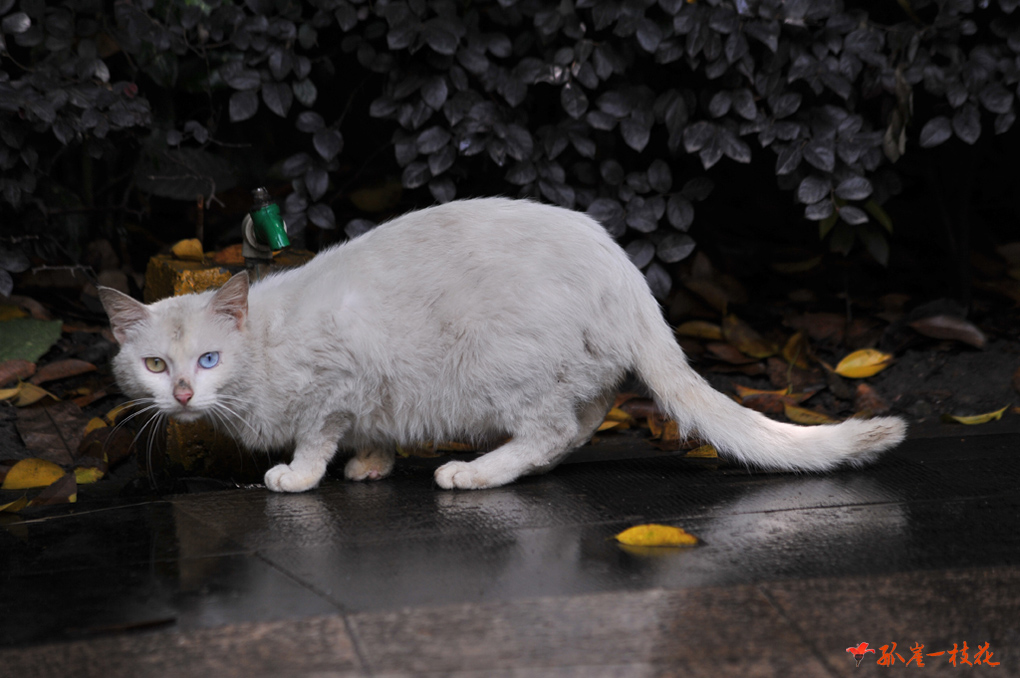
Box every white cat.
[100,197,906,493]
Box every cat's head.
[99,273,249,422]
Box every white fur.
[100,197,907,492]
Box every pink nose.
[174,389,193,405]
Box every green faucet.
[243,187,290,281]
[249,187,290,250]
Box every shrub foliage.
[1,0,1017,296]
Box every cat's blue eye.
[198,352,219,369]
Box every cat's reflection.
[173,466,907,612]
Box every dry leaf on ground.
[783,403,838,425]
[781,332,812,369]
[942,405,1009,425]
[787,312,846,344]
[685,444,718,458]
[834,349,894,378]
[615,524,699,547]
[734,385,816,415]
[706,342,760,365]
[675,320,723,340]
[1,382,58,407]
[854,383,890,415]
[1,458,65,490]
[28,472,77,507]
[16,401,88,465]
[0,359,36,386]
[722,315,778,358]
[29,359,97,385]
[908,315,987,348]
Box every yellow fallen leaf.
[615,524,699,547]
[598,407,633,431]
[1,458,66,490]
[84,416,107,435]
[103,402,134,425]
[675,320,723,340]
[10,382,58,407]
[783,403,838,425]
[171,238,205,261]
[74,466,105,484]
[0,386,20,400]
[604,407,634,423]
[943,405,1009,425]
[0,495,29,513]
[782,332,811,369]
[685,444,718,458]
[834,349,894,378]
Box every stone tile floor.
[1,422,1018,677]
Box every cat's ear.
[98,287,150,344]
[210,272,248,330]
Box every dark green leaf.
[402,160,431,188]
[2,12,30,34]
[305,167,329,201]
[803,139,835,171]
[422,76,448,109]
[262,82,293,117]
[282,152,313,178]
[307,203,336,229]
[620,116,651,151]
[708,91,731,117]
[561,82,589,119]
[648,159,672,193]
[429,177,455,203]
[667,193,694,230]
[838,205,868,225]
[952,104,981,144]
[428,145,456,175]
[919,116,952,148]
[797,175,830,204]
[417,126,451,154]
[313,129,343,160]
[297,111,325,133]
[681,177,714,201]
[834,176,872,201]
[220,62,260,90]
[506,161,537,185]
[626,239,655,268]
[682,121,714,152]
[805,199,833,220]
[656,232,696,263]
[293,79,317,107]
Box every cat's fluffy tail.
[632,318,907,472]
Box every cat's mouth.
[170,407,205,423]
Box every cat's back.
[298,198,629,295]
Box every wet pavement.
[2,423,1019,677]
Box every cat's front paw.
[265,462,324,493]
[435,461,495,490]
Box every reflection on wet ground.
[1,428,1018,675]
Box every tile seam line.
[249,548,377,675]
[757,584,845,678]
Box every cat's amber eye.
[144,357,167,373]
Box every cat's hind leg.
[345,445,396,481]
[434,406,580,490]
[569,390,615,448]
